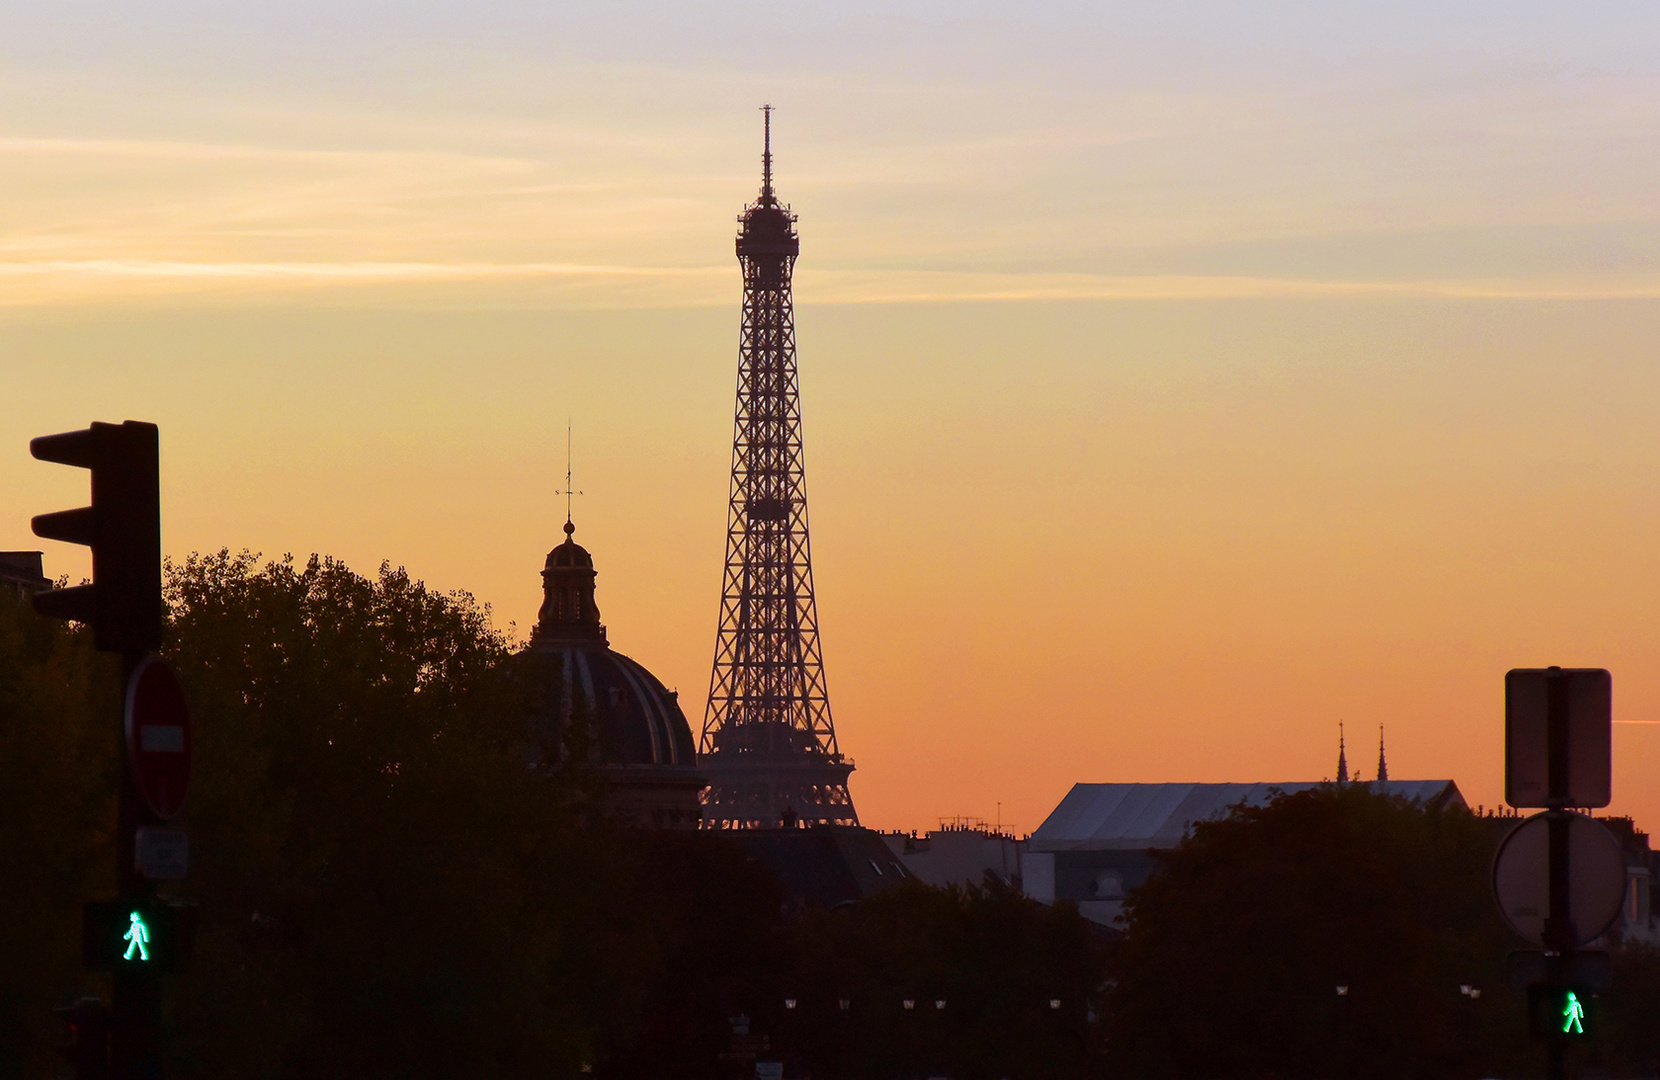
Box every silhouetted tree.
[1603,942,1660,1078]
[1103,785,1527,1080]
[161,550,606,1079]
[0,591,116,1080]
[780,878,1105,1080]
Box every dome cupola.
[534,520,605,645]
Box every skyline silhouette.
[4,2,1659,835]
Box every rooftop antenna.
[554,421,582,531]
[760,104,774,202]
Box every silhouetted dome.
[515,519,697,772]
[518,642,697,769]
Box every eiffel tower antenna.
[554,420,582,527]
[760,103,774,202]
[700,109,857,829]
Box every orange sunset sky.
[3,1,1658,834]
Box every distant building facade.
[0,552,51,599]
[1586,815,1655,946]
[1022,780,1466,929]
[882,820,1025,891]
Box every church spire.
[1336,722,1349,784]
[1376,724,1388,783]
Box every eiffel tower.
[699,107,857,829]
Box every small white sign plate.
[135,826,189,880]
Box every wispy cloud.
[4,259,1659,309]
[0,260,722,280]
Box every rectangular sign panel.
[1505,668,1612,808]
[134,826,188,880]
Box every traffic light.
[53,997,109,1080]
[1528,984,1596,1040]
[83,900,195,975]
[30,421,161,654]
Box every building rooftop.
[0,551,51,598]
[1029,780,1466,852]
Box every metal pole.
[1543,669,1572,1080]
[111,649,161,1080]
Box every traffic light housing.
[83,900,195,975]
[30,421,161,654]
[53,997,109,1080]
[1528,984,1596,1041]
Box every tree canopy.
[161,550,588,1078]
[1105,785,1525,1080]
[1,550,1105,1079]
[0,587,117,1080]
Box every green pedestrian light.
[83,900,194,973]
[1561,991,1585,1035]
[1527,984,1595,1040]
[122,911,151,962]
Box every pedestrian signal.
[82,900,194,974]
[122,910,151,962]
[1528,984,1595,1040]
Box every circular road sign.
[1493,810,1626,948]
[124,655,191,820]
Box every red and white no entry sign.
[124,655,191,820]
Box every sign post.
[1502,667,1616,1080]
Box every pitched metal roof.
[1028,780,1466,852]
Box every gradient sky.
[3,1,1659,834]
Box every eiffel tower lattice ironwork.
[699,107,857,829]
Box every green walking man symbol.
[1561,990,1585,1034]
[123,910,150,962]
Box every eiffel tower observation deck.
[699,108,857,829]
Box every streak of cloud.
[3,260,1660,308]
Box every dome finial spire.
[555,419,583,531]
[760,104,775,204]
